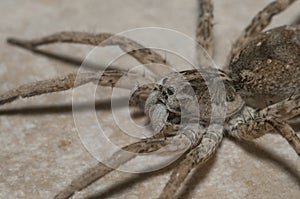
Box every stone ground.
[0,0,300,199]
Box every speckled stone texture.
[0,0,300,199]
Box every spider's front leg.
[0,69,150,106]
[142,75,225,198]
[55,84,193,199]
[55,116,191,199]
[1,32,172,106]
[7,32,171,75]
[228,94,300,155]
[54,136,170,199]
[159,123,224,199]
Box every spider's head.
[152,72,197,112]
[145,72,198,132]
[153,77,180,114]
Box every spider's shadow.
[84,154,216,199]
[0,97,120,114]
[228,137,300,185]
[7,43,121,72]
[292,14,300,25]
[171,138,300,198]
[84,138,300,199]
[0,97,146,120]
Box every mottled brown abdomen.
[230,25,300,108]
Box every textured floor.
[0,0,300,199]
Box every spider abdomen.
[230,25,300,108]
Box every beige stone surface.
[0,0,300,199]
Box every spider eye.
[162,78,168,84]
[167,87,175,95]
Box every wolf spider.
[1,0,300,199]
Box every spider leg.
[54,137,168,199]
[258,94,300,121]
[266,117,300,154]
[7,32,171,74]
[129,84,154,110]
[236,116,300,155]
[196,0,214,67]
[227,0,297,64]
[159,123,223,199]
[0,70,150,106]
[55,130,191,199]
[228,94,300,155]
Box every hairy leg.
[266,117,300,154]
[55,131,191,199]
[258,94,300,121]
[196,0,214,68]
[129,84,155,110]
[0,69,151,106]
[236,116,300,155]
[227,0,297,64]
[7,32,171,74]
[54,137,167,199]
[159,123,223,199]
[228,94,300,155]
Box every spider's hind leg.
[228,94,300,155]
[237,115,300,155]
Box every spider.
[0,0,299,199]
